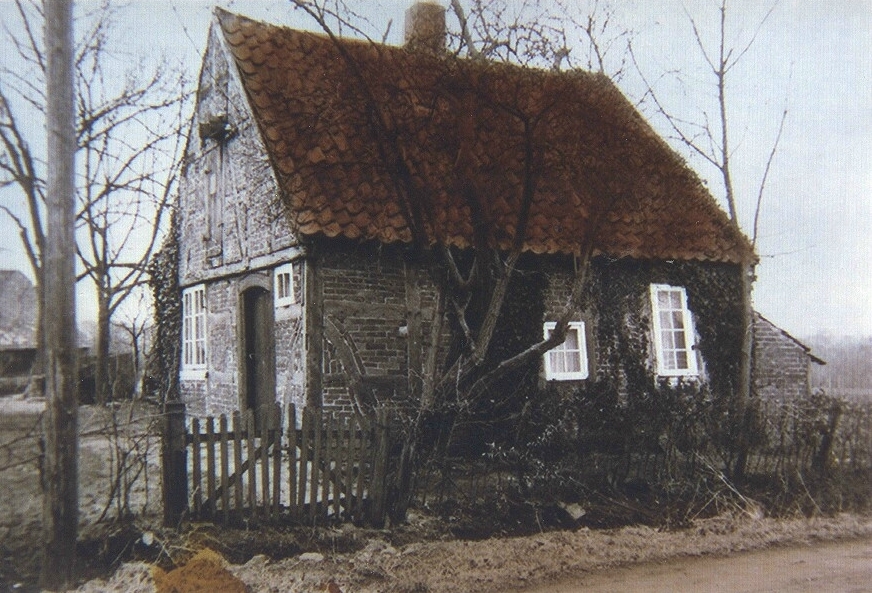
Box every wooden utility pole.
[41,0,79,588]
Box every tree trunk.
[25,274,46,398]
[732,262,754,481]
[40,0,78,588]
[95,288,111,404]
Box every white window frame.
[650,284,699,377]
[274,263,295,308]
[181,285,207,380]
[543,321,589,381]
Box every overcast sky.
[1,0,870,339]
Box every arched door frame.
[237,272,276,426]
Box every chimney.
[404,2,446,54]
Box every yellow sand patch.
[152,548,247,593]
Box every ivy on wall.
[589,256,745,401]
[494,255,749,495]
[146,210,181,405]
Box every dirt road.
[524,538,872,593]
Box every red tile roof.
[215,9,755,264]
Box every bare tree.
[289,0,629,518]
[0,0,189,403]
[115,292,154,399]
[631,0,785,478]
[40,0,77,587]
[75,56,187,403]
[448,0,630,76]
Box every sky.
[1,0,870,339]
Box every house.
[753,313,825,401]
[175,5,758,421]
[0,270,37,394]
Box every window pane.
[564,328,579,351]
[651,285,698,376]
[549,350,563,373]
[565,351,581,372]
[659,311,673,329]
[656,291,667,308]
[672,329,687,350]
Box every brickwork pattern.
[319,247,411,410]
[275,261,305,412]
[539,257,746,399]
[753,314,813,401]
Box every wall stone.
[318,244,412,411]
[753,314,814,401]
[275,261,306,413]
[311,248,745,412]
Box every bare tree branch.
[752,107,787,247]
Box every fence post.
[813,400,843,474]
[162,400,188,527]
[368,407,391,528]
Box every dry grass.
[0,397,163,589]
[75,512,872,593]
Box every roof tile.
[215,9,755,264]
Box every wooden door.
[242,286,275,430]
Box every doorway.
[241,285,275,430]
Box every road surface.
[523,538,872,593]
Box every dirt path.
[523,537,872,593]
[73,515,872,593]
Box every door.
[241,286,275,430]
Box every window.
[181,285,207,379]
[650,284,699,376]
[543,321,589,381]
[274,263,295,308]
[204,147,223,244]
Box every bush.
[469,386,872,525]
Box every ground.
[526,538,872,593]
[0,397,162,589]
[2,396,871,592]
[68,513,872,593]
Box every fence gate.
[162,403,391,527]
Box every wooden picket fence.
[162,402,391,527]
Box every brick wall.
[318,245,413,412]
[753,314,812,401]
[275,261,306,413]
[312,249,745,409]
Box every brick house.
[175,6,760,420]
[753,313,824,401]
[0,270,37,394]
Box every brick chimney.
[404,2,446,54]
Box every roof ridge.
[211,9,756,264]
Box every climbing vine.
[146,210,181,405]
